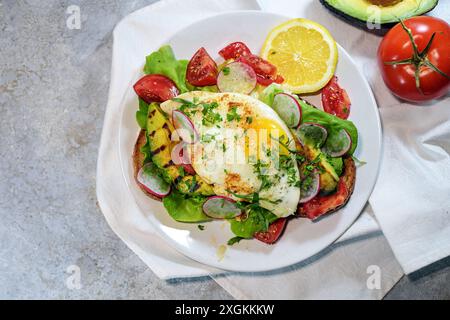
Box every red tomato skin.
[237,55,283,86]
[186,47,218,87]
[254,218,287,244]
[378,17,450,102]
[133,74,179,103]
[219,42,252,60]
[300,179,349,220]
[321,76,351,119]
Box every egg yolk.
[245,118,290,160]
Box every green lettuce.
[144,45,189,93]
[136,98,149,129]
[258,86,358,156]
[259,83,284,106]
[229,206,278,239]
[163,191,212,223]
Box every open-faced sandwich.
[132,19,358,245]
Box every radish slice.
[299,172,320,203]
[202,196,242,219]
[172,110,199,144]
[322,129,352,157]
[296,123,328,148]
[137,163,171,198]
[171,143,191,165]
[272,93,302,128]
[217,62,257,94]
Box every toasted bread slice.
[298,157,356,220]
[133,130,163,202]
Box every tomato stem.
[383,19,450,95]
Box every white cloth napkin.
[95,0,424,299]
[257,0,450,275]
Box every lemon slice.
[261,18,338,94]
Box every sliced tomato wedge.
[321,76,351,120]
[133,74,179,103]
[300,178,349,220]
[186,47,218,87]
[254,218,287,244]
[237,54,283,86]
[219,42,252,60]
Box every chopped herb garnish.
[227,106,241,122]
[222,67,231,76]
[227,236,243,246]
[246,116,253,124]
[198,225,205,231]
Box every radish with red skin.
[172,110,199,144]
[137,163,171,198]
[296,123,328,148]
[322,129,352,157]
[203,196,242,219]
[299,172,320,203]
[272,93,302,128]
[171,144,196,175]
[217,62,257,94]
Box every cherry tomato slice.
[321,76,351,120]
[133,74,179,103]
[186,47,218,87]
[254,218,287,244]
[219,42,252,60]
[237,54,283,86]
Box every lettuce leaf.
[258,86,358,156]
[144,45,189,93]
[136,98,149,129]
[229,206,278,239]
[163,191,212,223]
[259,83,284,106]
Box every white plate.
[118,11,382,272]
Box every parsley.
[246,116,253,124]
[253,160,273,191]
[227,236,243,246]
[227,106,241,122]
[198,225,205,231]
[201,133,217,143]
[201,102,222,126]
[222,67,231,75]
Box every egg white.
[161,92,300,217]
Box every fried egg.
[161,92,300,217]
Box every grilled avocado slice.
[320,0,438,34]
[143,103,214,196]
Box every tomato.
[219,42,252,60]
[378,17,450,102]
[186,47,218,87]
[321,76,351,119]
[133,74,179,103]
[237,54,283,86]
[299,177,349,220]
[254,218,287,244]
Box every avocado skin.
[319,0,439,36]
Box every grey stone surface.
[0,0,448,300]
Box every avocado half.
[320,0,439,35]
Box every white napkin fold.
[97,0,261,279]
[97,0,406,298]
[258,0,450,274]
